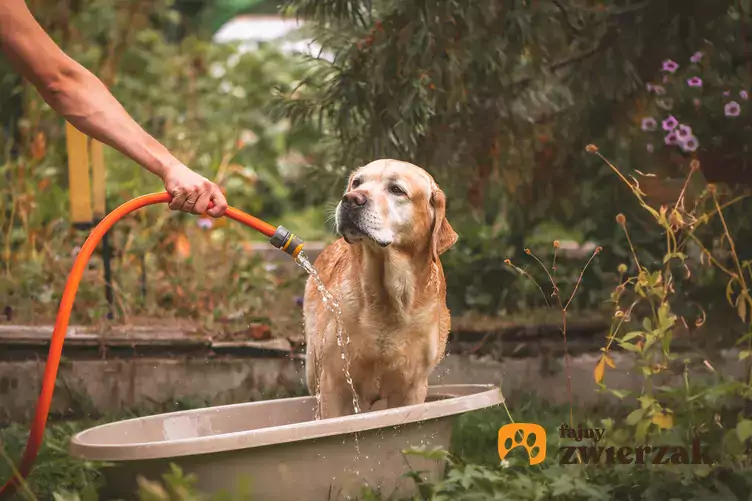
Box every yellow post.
[65,122,93,224]
[90,139,106,218]
[66,122,114,317]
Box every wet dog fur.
[303,159,458,418]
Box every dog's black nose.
[342,191,368,208]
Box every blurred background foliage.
[1,0,751,331]
[277,0,752,321]
[0,0,332,329]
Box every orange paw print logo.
[498,423,546,465]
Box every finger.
[206,189,228,218]
[169,187,186,211]
[194,188,213,215]
[180,191,198,214]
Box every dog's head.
[335,159,458,260]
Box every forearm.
[41,64,178,180]
[0,0,179,180]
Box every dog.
[303,159,458,419]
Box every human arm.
[0,0,227,217]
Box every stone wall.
[1,350,744,423]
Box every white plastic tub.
[69,384,503,500]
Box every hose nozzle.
[269,226,305,258]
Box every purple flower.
[680,136,699,152]
[687,77,703,88]
[662,59,679,73]
[741,90,749,100]
[646,143,654,153]
[665,132,678,145]
[724,90,731,97]
[690,51,703,63]
[725,101,741,117]
[197,218,213,229]
[662,115,679,131]
[675,124,693,141]
[641,117,657,131]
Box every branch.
[549,30,616,71]
[510,30,615,93]
[552,0,584,38]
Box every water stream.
[295,251,361,418]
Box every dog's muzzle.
[337,191,369,242]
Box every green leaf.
[657,302,675,331]
[643,333,657,352]
[642,317,653,332]
[618,341,642,353]
[663,252,687,264]
[736,419,752,442]
[626,408,646,426]
[635,419,651,442]
[693,464,712,478]
[621,331,645,342]
[662,328,673,355]
[723,428,746,455]
[608,389,628,399]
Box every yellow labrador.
[303,159,458,418]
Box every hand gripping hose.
[0,192,304,499]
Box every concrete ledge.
[0,350,743,424]
[0,325,297,359]
[0,318,611,360]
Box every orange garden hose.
[0,192,305,499]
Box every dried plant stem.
[684,234,736,277]
[504,260,550,307]
[712,192,748,293]
[696,195,749,229]
[621,224,641,272]
[0,439,37,501]
[593,150,636,195]
[564,248,601,311]
[3,196,16,275]
[527,251,558,295]
[508,244,600,465]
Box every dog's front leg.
[319,368,359,418]
[385,378,429,409]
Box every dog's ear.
[430,184,458,261]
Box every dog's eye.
[351,178,362,188]
[389,185,406,196]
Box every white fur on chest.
[383,254,414,309]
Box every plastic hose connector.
[269,226,305,258]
